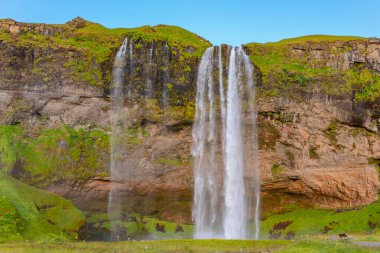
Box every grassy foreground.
[0,239,379,253]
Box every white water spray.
[193,46,260,240]
[108,37,128,240]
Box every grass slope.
[0,172,85,242]
[263,34,366,46]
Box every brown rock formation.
[0,18,61,35]
[289,39,380,73]
[263,167,378,208]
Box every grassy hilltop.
[245,35,380,102]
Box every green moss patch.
[271,164,283,177]
[0,125,109,185]
[0,172,85,242]
[0,18,211,87]
[323,121,344,149]
[260,196,380,239]
[87,213,193,240]
[155,157,190,167]
[244,35,379,102]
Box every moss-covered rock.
[0,172,85,242]
[0,18,211,90]
[87,212,192,240]
[0,125,109,185]
[244,35,380,104]
[260,196,380,239]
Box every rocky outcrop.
[0,18,62,35]
[290,39,380,73]
[245,37,380,130]
[263,166,378,208]
[47,176,192,223]
[258,96,379,209]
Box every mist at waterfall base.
[109,39,260,240]
[192,46,260,240]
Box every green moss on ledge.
[260,196,380,240]
[0,18,211,87]
[0,125,109,185]
[0,172,85,242]
[244,35,379,102]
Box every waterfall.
[162,42,170,107]
[224,46,246,239]
[127,39,134,99]
[192,47,223,238]
[192,46,260,240]
[145,41,154,98]
[109,37,128,240]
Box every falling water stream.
[145,41,154,98]
[109,39,259,241]
[108,37,174,240]
[193,46,260,240]
[109,37,128,240]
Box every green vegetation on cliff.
[245,35,379,102]
[0,125,109,185]
[264,35,366,46]
[0,172,85,242]
[0,18,211,87]
[345,67,380,102]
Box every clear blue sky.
[1,0,379,45]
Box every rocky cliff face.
[289,38,380,72]
[258,97,379,210]
[0,20,379,227]
[245,36,380,122]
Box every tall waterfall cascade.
[192,46,260,240]
[109,36,178,241]
[109,38,259,241]
[109,37,129,240]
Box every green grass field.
[0,239,379,253]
